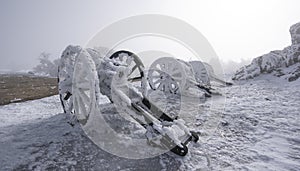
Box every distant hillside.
[232,22,300,82]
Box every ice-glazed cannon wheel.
[72,50,99,125]
[189,61,210,86]
[148,57,187,94]
[58,46,81,114]
[109,50,144,82]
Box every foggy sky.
[0,0,300,71]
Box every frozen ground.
[0,77,300,170]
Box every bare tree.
[33,52,59,77]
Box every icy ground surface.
[0,78,300,170]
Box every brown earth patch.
[0,74,58,105]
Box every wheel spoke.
[153,79,161,85]
[159,63,166,72]
[153,69,164,75]
[171,70,182,76]
[74,95,80,117]
[152,64,160,72]
[157,81,164,91]
[150,74,160,79]
[129,65,138,76]
[79,89,91,104]
[169,83,177,93]
[77,93,88,117]
[171,73,182,80]
[68,97,73,113]
[166,62,173,73]
[76,81,90,90]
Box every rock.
[232,22,300,82]
[290,22,300,45]
[288,65,300,82]
[264,98,271,101]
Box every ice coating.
[232,22,300,82]
[290,22,300,45]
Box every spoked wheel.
[72,50,99,125]
[109,50,144,82]
[189,61,210,86]
[58,46,81,114]
[148,57,187,94]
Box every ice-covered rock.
[232,22,300,82]
[290,22,300,44]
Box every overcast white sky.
[0,0,300,71]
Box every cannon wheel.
[148,57,187,94]
[189,61,210,86]
[58,53,77,114]
[72,50,99,125]
[109,50,144,82]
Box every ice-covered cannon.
[58,45,230,156]
[147,57,232,97]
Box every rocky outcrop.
[290,22,300,44]
[232,22,300,82]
